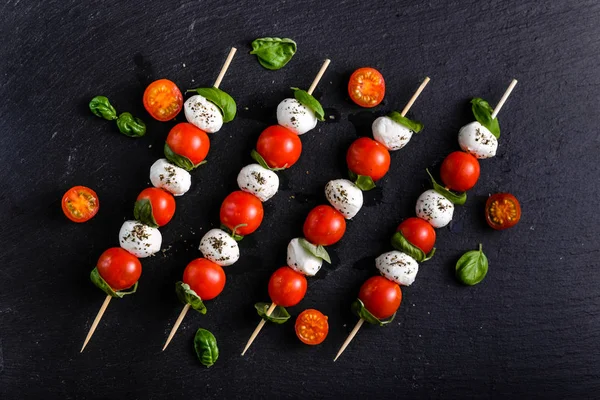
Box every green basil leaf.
[219,224,245,242]
[187,87,237,123]
[133,198,158,228]
[471,98,500,139]
[387,111,424,133]
[164,143,206,171]
[290,87,325,121]
[390,232,428,262]
[175,281,207,314]
[426,168,467,205]
[90,267,138,298]
[116,112,146,137]
[193,328,219,367]
[250,37,297,70]
[298,238,331,264]
[455,244,488,285]
[348,169,376,191]
[250,149,286,171]
[89,96,117,120]
[351,298,395,326]
[254,302,290,324]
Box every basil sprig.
[254,302,290,324]
[298,237,331,264]
[175,281,207,314]
[90,267,138,298]
[456,244,488,285]
[351,298,395,326]
[471,98,500,139]
[133,198,158,228]
[390,231,436,262]
[164,143,206,171]
[251,149,286,171]
[187,87,237,122]
[250,37,297,70]
[194,328,219,367]
[291,87,325,121]
[426,169,467,205]
[220,224,245,242]
[387,111,423,133]
[116,112,146,137]
[348,170,376,191]
[89,96,117,120]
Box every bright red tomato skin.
[268,267,308,307]
[61,186,99,223]
[346,137,390,181]
[137,188,176,227]
[358,276,402,319]
[256,125,302,169]
[220,191,264,236]
[440,151,481,192]
[397,217,436,254]
[303,205,346,246]
[182,258,226,300]
[97,247,142,291]
[166,123,210,165]
[348,67,386,108]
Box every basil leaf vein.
[455,244,488,285]
[194,328,219,367]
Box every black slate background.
[1,0,599,398]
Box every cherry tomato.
[97,247,142,291]
[136,188,176,227]
[346,137,390,181]
[61,186,99,223]
[256,125,302,169]
[143,79,183,121]
[166,122,210,165]
[358,276,402,319]
[268,266,307,307]
[440,151,481,192]
[220,191,264,236]
[348,67,385,108]
[485,193,521,230]
[397,217,436,254]
[303,205,346,246]
[182,258,226,301]
[295,309,329,345]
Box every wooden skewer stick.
[241,302,276,356]
[491,79,518,119]
[80,295,112,353]
[162,303,191,351]
[213,47,237,89]
[333,318,364,362]
[400,77,431,117]
[307,59,331,95]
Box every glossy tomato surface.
[256,125,302,169]
[268,266,307,307]
[358,276,402,319]
[143,79,183,121]
[183,258,226,300]
[295,309,329,345]
[97,247,142,291]
[346,137,391,181]
[303,205,346,246]
[137,188,176,227]
[348,67,385,108]
[220,191,264,236]
[61,186,99,223]
[485,193,522,230]
[397,217,436,254]
[166,122,210,165]
[440,151,481,192]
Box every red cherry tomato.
[358,276,402,319]
[348,67,385,108]
[166,122,210,165]
[440,151,481,192]
[143,79,183,121]
[268,266,307,307]
[397,217,436,254]
[485,193,521,230]
[97,247,142,291]
[220,191,264,236]
[347,137,390,181]
[295,309,329,345]
[256,125,302,169]
[136,188,176,227]
[303,205,346,246]
[61,186,99,223]
[182,258,226,300]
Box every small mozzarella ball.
[286,238,323,276]
[119,220,162,258]
[276,98,318,135]
[415,189,454,228]
[150,158,192,196]
[372,116,414,151]
[375,251,419,286]
[236,164,279,202]
[324,179,363,219]
[184,95,223,133]
[198,229,240,266]
[458,121,498,159]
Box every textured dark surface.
[1,0,599,398]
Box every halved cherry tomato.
[348,67,385,108]
[485,193,521,230]
[97,247,141,291]
[397,217,436,254]
[220,191,264,236]
[268,266,307,307]
[358,276,402,319]
[295,309,329,345]
[440,151,480,192]
[346,137,390,181]
[61,186,99,223]
[143,79,183,121]
[256,125,302,169]
[166,122,210,165]
[136,188,176,227]
[303,205,346,246]
[183,258,226,300]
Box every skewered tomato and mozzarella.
[415,189,454,228]
[184,95,224,133]
[371,116,414,151]
[458,121,498,159]
[276,98,318,135]
[396,217,436,254]
[324,179,363,219]
[236,164,279,202]
[135,188,176,227]
[303,205,346,246]
[359,276,402,320]
[220,191,264,236]
[97,247,142,291]
[268,266,308,307]
[346,137,391,181]
[149,159,192,196]
[375,251,419,286]
[287,238,323,276]
[255,125,302,169]
[182,258,226,300]
[165,123,211,167]
[199,229,240,266]
[440,151,481,192]
[119,220,162,258]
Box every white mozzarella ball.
[184,95,223,133]
[375,251,419,286]
[286,238,323,276]
[324,179,363,219]
[276,98,318,135]
[458,121,498,159]
[236,164,279,202]
[372,116,414,151]
[415,189,454,228]
[149,158,192,196]
[119,220,162,258]
[198,229,239,266]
